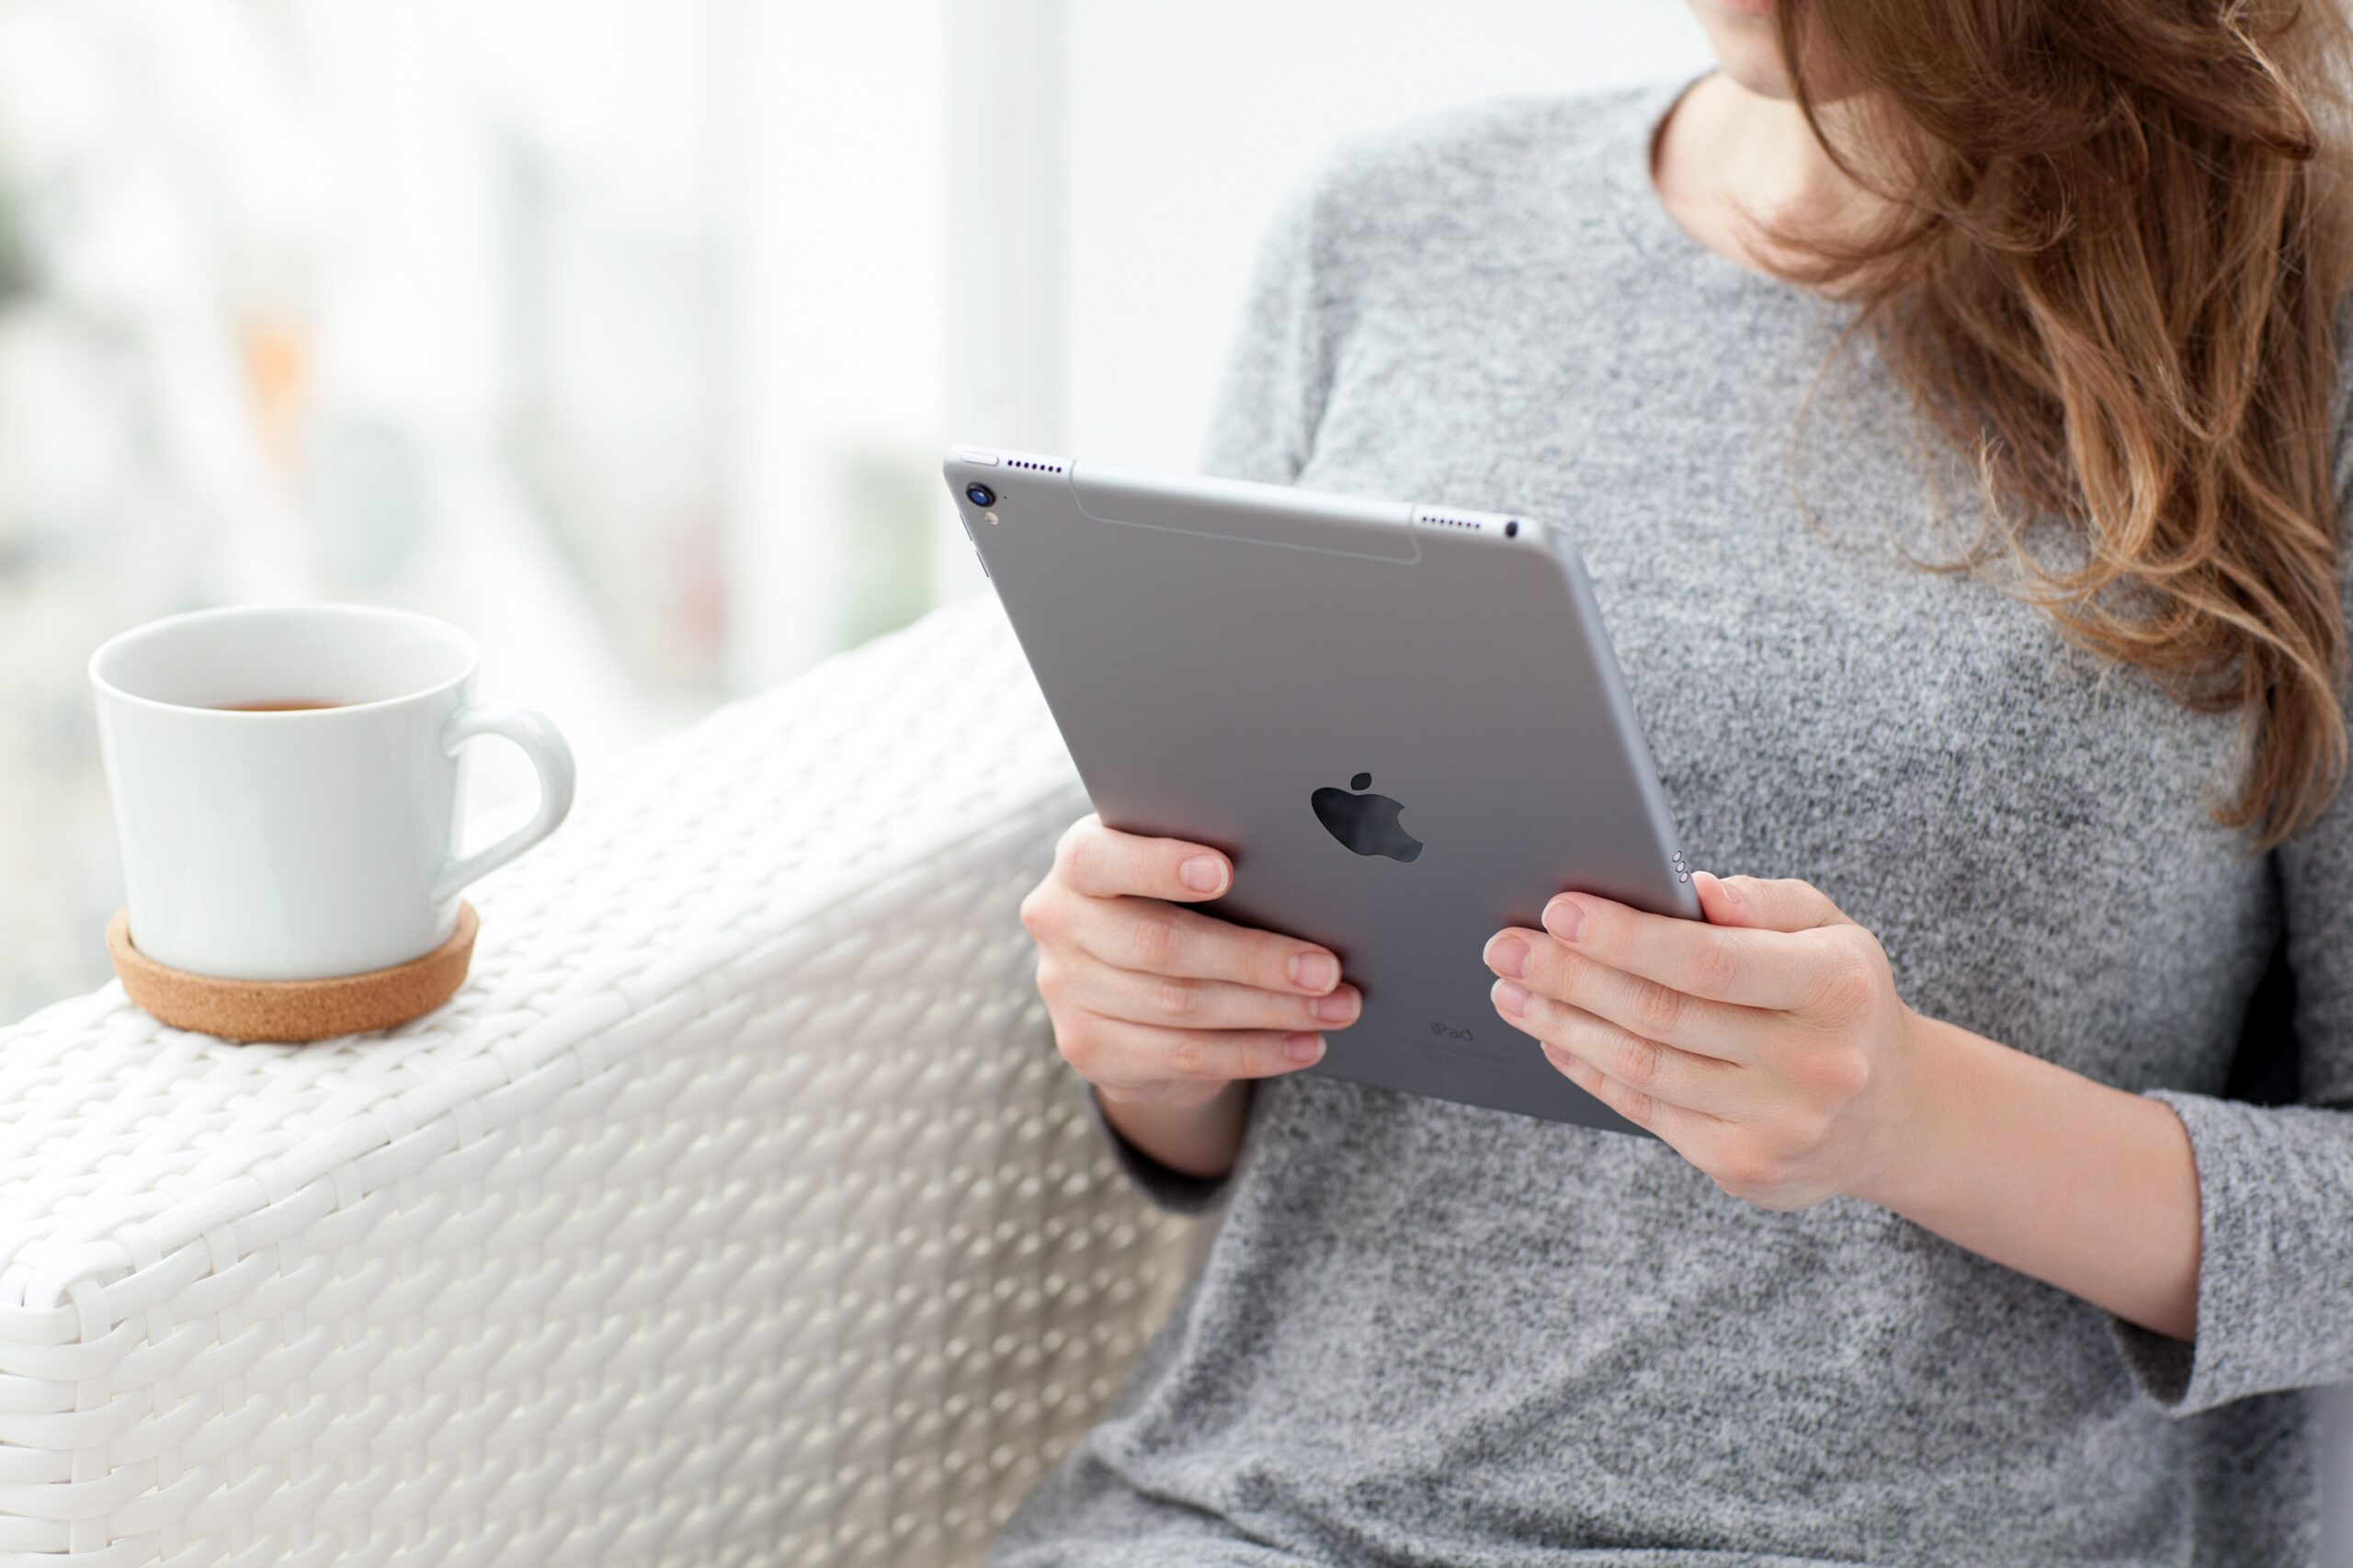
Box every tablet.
[944,448,1698,1133]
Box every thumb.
[1693,870,1848,933]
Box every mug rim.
[88,602,482,720]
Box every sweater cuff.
[2107,1090,2353,1415]
[1085,1087,1231,1217]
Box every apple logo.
[1312,771,1423,862]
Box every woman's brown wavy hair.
[1770,0,2353,846]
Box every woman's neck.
[1651,71,1884,273]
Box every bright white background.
[0,0,1711,1018]
[1052,4,1708,469]
[755,0,1714,670]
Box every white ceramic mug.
[90,604,575,982]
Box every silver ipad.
[945,447,1699,1133]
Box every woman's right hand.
[1019,815,1358,1117]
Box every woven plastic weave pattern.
[0,596,1197,1567]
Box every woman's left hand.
[1484,871,1928,1211]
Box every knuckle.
[1032,953,1065,1002]
[1611,1085,1660,1128]
[1154,976,1199,1022]
[1130,909,1184,971]
[1017,885,1057,939]
[1615,1030,1665,1090]
[1630,980,1686,1039]
[1777,1082,1847,1149]
[1055,1018,1100,1076]
[1796,1104,1842,1154]
[1052,817,1094,877]
[1555,952,1603,1009]
[1164,1036,1211,1081]
[1807,944,1879,1017]
[1714,1142,1782,1194]
[1832,963,1881,1018]
[1819,921,1866,962]
[1809,1045,1872,1104]
[1691,933,1744,997]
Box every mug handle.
[429,705,578,906]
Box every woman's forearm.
[1481,875,2204,1342]
[1853,1014,2202,1342]
[1102,1007,2206,1336]
[1099,1081,1255,1181]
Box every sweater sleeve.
[1199,161,1340,485]
[2107,368,2353,1415]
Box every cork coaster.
[107,903,478,1042]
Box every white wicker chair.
[0,595,1200,1568]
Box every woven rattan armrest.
[0,595,1195,1567]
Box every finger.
[1075,1017,1327,1096]
[1689,871,1848,935]
[1485,927,1765,1063]
[1490,981,1743,1118]
[1054,814,1233,903]
[1535,1027,1722,1149]
[1076,896,1343,994]
[1527,892,1820,1011]
[1052,950,1362,1032]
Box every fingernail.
[1493,979,1531,1017]
[1543,900,1586,943]
[1310,988,1358,1024]
[1290,952,1337,992]
[1284,1031,1325,1064]
[1484,934,1529,980]
[1178,855,1225,893]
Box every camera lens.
[966,483,996,508]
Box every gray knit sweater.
[993,81,2353,1567]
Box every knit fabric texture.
[993,81,2353,1568]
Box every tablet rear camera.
[966,483,997,508]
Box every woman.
[998,2,2353,1562]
